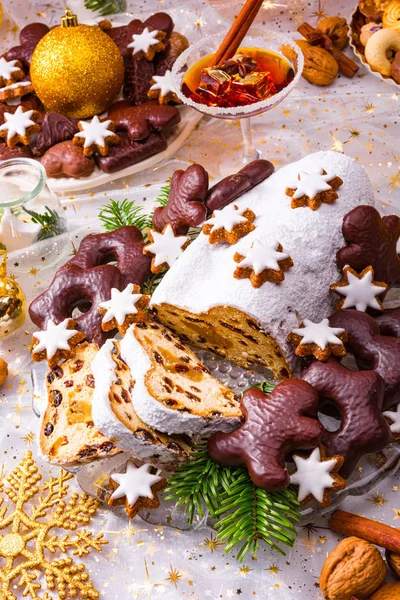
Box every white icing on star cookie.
[146,225,189,269]
[333,268,387,312]
[383,404,400,433]
[0,58,21,82]
[290,168,337,199]
[290,447,338,503]
[234,239,289,274]
[0,105,36,140]
[32,319,79,359]
[110,461,162,506]
[0,80,32,94]
[128,27,161,55]
[150,70,175,97]
[75,115,115,148]
[207,204,250,233]
[291,319,345,350]
[99,283,144,326]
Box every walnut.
[386,549,400,579]
[319,537,386,600]
[317,16,349,50]
[295,40,339,86]
[0,358,8,386]
[370,583,400,599]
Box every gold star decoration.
[21,431,36,446]
[0,451,107,600]
[330,131,346,153]
[165,565,183,588]
[301,522,319,538]
[193,12,207,33]
[310,0,328,22]
[393,486,399,492]
[368,491,388,508]
[393,508,400,520]
[262,1,285,10]
[365,102,376,114]
[28,268,38,276]
[203,535,224,552]
[266,564,281,575]
[237,565,253,576]
[349,128,361,139]
[319,536,327,544]
[386,170,400,193]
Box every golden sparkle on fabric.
[0,451,107,600]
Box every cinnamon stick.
[329,510,400,553]
[213,0,264,66]
[297,22,359,78]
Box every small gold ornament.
[0,248,26,337]
[30,8,124,119]
[0,451,107,599]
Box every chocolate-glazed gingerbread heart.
[337,205,400,289]
[205,160,275,214]
[32,113,79,157]
[208,380,323,491]
[329,309,400,409]
[66,225,151,289]
[152,164,209,234]
[302,358,390,477]
[5,23,50,69]
[376,308,400,337]
[108,101,180,140]
[29,263,124,346]
[41,141,95,179]
[95,131,167,173]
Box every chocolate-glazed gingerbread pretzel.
[29,263,124,346]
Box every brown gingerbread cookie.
[203,204,256,244]
[31,318,85,369]
[94,131,167,174]
[41,141,95,179]
[208,380,323,491]
[337,205,400,289]
[123,55,154,105]
[73,116,119,157]
[376,307,400,337]
[154,31,189,77]
[31,112,79,157]
[108,100,180,140]
[0,105,40,146]
[302,358,391,477]
[0,57,24,87]
[152,164,209,234]
[233,239,293,287]
[5,22,50,69]
[330,266,388,312]
[329,309,400,410]
[67,225,151,289]
[0,142,33,161]
[288,318,347,361]
[285,168,343,211]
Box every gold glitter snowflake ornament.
[0,451,107,599]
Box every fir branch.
[22,206,63,241]
[84,0,125,16]
[155,179,171,207]
[98,199,153,233]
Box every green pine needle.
[98,198,153,233]
[156,178,171,207]
[84,0,125,16]
[22,205,63,241]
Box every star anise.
[220,55,258,78]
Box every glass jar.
[0,158,69,270]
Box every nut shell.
[320,536,386,600]
[295,40,338,85]
[318,16,349,50]
[0,358,8,386]
[371,582,400,599]
[386,549,400,579]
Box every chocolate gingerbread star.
[302,358,391,477]
[208,380,323,491]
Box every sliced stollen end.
[91,338,192,468]
[39,341,120,466]
[150,151,375,377]
[119,321,242,437]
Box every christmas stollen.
[91,338,191,468]
[118,321,241,436]
[150,151,375,377]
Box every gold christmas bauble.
[0,249,26,338]
[30,11,124,119]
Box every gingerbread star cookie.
[148,70,181,104]
[233,239,293,287]
[0,57,24,87]
[290,446,346,507]
[98,283,150,335]
[0,105,40,147]
[285,168,343,210]
[203,204,256,245]
[144,224,190,273]
[0,80,33,101]
[73,115,119,157]
[127,27,166,60]
[288,318,347,361]
[31,318,85,369]
[331,265,388,312]
[107,461,166,518]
